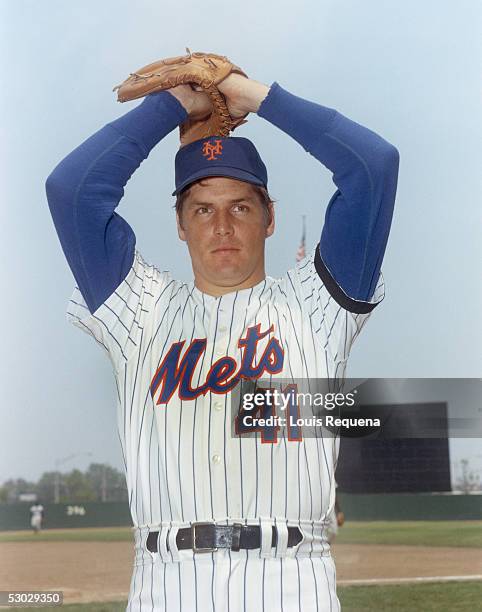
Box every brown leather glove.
[113,48,248,145]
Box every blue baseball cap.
[172,136,268,196]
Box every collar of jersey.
[188,275,274,307]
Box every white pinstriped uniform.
[67,245,384,611]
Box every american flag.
[296,215,306,262]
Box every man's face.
[177,177,275,296]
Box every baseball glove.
[113,48,248,145]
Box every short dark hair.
[174,178,275,224]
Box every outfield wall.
[338,493,482,521]
[1,494,481,531]
[0,501,131,531]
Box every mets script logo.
[150,324,284,404]
[202,139,223,161]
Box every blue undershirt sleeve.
[45,92,188,313]
[257,82,399,303]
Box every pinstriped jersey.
[67,244,384,610]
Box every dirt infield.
[333,544,482,584]
[0,541,481,605]
[0,542,131,604]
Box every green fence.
[338,493,482,521]
[0,494,480,531]
[0,502,131,531]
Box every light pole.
[54,451,92,503]
[101,464,107,502]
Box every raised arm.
[219,75,399,305]
[45,86,211,313]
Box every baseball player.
[46,54,398,611]
[325,485,345,546]
[30,503,44,533]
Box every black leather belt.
[147,523,303,554]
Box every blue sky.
[1,0,481,486]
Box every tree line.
[0,463,128,503]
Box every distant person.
[326,489,345,545]
[29,503,44,533]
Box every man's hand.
[217,73,270,118]
[168,84,213,121]
[170,73,269,121]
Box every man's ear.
[176,212,187,242]
[265,202,275,238]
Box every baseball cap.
[172,136,268,196]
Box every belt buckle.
[191,521,218,554]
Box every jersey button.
[214,401,223,411]
[212,454,221,464]
[219,325,227,333]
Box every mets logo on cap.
[202,139,223,161]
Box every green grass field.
[335,520,482,548]
[0,526,133,544]
[12,582,482,612]
[1,520,481,547]
[338,581,482,611]
[9,604,125,612]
